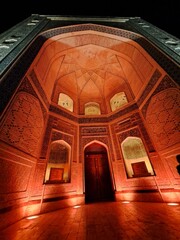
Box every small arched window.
[44,141,71,183]
[110,92,128,111]
[58,93,73,112]
[121,137,155,178]
[85,102,101,115]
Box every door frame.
[83,140,115,198]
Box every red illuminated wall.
[0,26,179,230]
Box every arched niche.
[44,140,71,183]
[121,137,155,178]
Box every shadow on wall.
[176,155,180,175]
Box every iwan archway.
[0,16,179,230]
[84,141,114,203]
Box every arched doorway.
[84,142,114,203]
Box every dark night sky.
[0,1,180,38]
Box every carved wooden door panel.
[85,154,114,203]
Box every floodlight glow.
[167,203,179,206]
[73,205,81,208]
[26,215,39,220]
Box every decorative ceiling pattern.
[32,28,157,114]
[57,45,128,102]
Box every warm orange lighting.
[26,215,39,220]
[122,201,130,204]
[73,205,81,208]
[167,203,179,206]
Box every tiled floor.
[0,201,180,240]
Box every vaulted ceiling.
[31,27,157,115]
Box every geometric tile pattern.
[39,116,77,163]
[0,92,44,156]
[146,89,180,150]
[137,69,162,107]
[141,75,177,118]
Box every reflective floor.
[0,201,180,240]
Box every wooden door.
[85,153,114,203]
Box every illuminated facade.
[0,15,179,229]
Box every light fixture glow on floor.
[26,215,39,220]
[167,203,179,206]
[73,205,81,208]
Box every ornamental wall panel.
[112,112,155,154]
[79,125,114,163]
[0,80,46,157]
[0,157,32,194]
[146,88,180,151]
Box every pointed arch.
[121,136,155,178]
[84,140,108,151]
[44,140,71,183]
[84,140,114,202]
